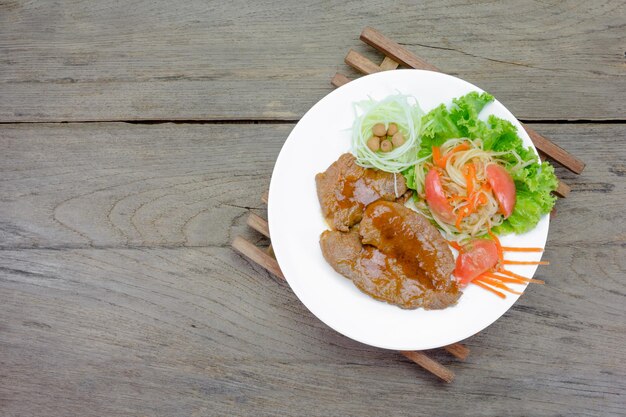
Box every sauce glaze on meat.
[316,153,407,231]
[317,155,460,310]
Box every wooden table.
[1,1,624,416]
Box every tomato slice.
[425,168,455,223]
[486,164,516,218]
[454,239,499,285]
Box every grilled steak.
[359,200,457,293]
[315,153,407,231]
[319,202,460,310]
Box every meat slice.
[320,224,460,310]
[359,201,457,293]
[316,153,407,231]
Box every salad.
[351,92,556,298]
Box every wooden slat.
[379,56,400,70]
[525,125,586,174]
[555,180,571,198]
[247,213,270,238]
[331,73,351,88]
[232,236,284,280]
[444,343,470,361]
[344,50,382,75]
[400,351,455,383]
[360,27,440,72]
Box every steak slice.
[315,153,407,231]
[320,225,460,310]
[359,201,457,294]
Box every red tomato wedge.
[425,168,455,223]
[486,164,516,218]
[454,239,499,285]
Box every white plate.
[268,70,548,351]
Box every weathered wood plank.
[0,245,623,416]
[0,123,286,248]
[0,123,623,249]
[1,0,624,122]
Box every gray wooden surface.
[1,0,625,122]
[1,1,625,416]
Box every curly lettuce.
[403,91,558,235]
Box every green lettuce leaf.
[418,91,493,157]
[402,165,416,190]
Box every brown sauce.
[362,201,454,291]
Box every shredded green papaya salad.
[351,92,558,242]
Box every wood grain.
[1,123,621,250]
[1,1,624,414]
[1,0,625,122]
[0,242,623,416]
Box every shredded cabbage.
[351,94,426,173]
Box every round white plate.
[268,70,549,351]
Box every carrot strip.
[487,230,504,264]
[432,146,444,168]
[485,272,526,284]
[501,247,544,252]
[502,260,550,266]
[455,206,469,230]
[490,273,545,285]
[447,240,462,251]
[472,278,506,299]
[478,276,522,294]
[464,163,476,197]
[440,143,470,167]
[498,269,546,284]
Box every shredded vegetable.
[351,94,426,173]
[412,138,507,241]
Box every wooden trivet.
[233,27,584,383]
